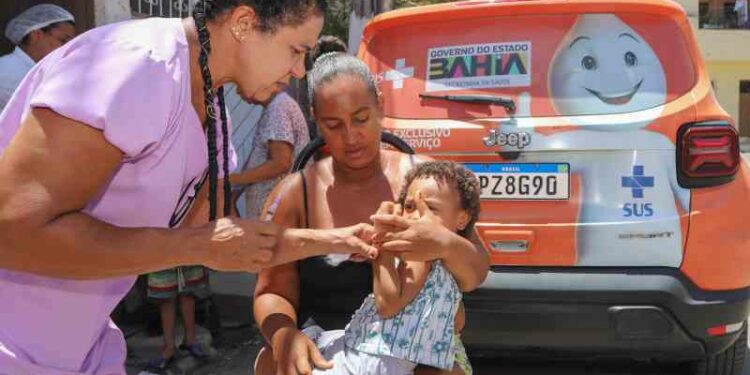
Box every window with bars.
[130,0,196,18]
[700,0,750,29]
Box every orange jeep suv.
[356,0,750,373]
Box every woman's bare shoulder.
[273,156,331,197]
[302,156,333,182]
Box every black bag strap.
[300,170,309,229]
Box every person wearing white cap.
[0,4,76,112]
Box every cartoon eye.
[625,51,638,67]
[581,55,597,70]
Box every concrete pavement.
[125,319,750,374]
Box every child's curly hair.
[397,161,481,237]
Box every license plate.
[464,163,570,200]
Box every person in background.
[145,260,212,372]
[230,91,310,220]
[0,4,75,112]
[735,0,748,28]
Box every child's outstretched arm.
[371,197,488,293]
[373,252,433,319]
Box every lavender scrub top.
[0,18,236,374]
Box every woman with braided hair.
[0,1,381,374]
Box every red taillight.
[707,322,744,337]
[679,124,740,178]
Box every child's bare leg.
[179,294,197,345]
[159,299,177,358]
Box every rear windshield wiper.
[419,93,516,113]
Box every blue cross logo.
[621,165,654,199]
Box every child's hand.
[372,191,453,262]
[371,201,403,246]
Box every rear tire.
[690,324,747,375]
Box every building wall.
[675,0,750,133]
[706,61,750,125]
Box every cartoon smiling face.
[549,14,667,129]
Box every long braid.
[218,86,232,216]
[194,3,224,221]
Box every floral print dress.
[344,261,462,371]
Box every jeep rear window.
[362,12,696,119]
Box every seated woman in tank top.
[253,53,489,375]
[301,160,481,375]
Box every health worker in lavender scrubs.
[0,1,383,374]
